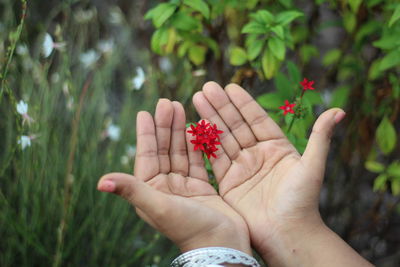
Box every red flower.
[279,100,296,115]
[300,78,315,91]
[187,120,223,159]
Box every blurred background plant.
[0,0,399,266]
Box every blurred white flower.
[79,49,100,68]
[131,67,145,90]
[66,97,74,111]
[192,69,206,77]
[16,100,28,114]
[107,124,121,141]
[42,33,54,57]
[51,73,60,83]
[42,33,65,58]
[97,39,114,54]
[62,82,70,96]
[125,145,136,158]
[159,57,172,72]
[109,7,123,24]
[16,44,28,56]
[120,155,129,165]
[18,135,31,150]
[16,100,34,125]
[121,145,136,166]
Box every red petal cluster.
[300,78,315,90]
[187,120,223,159]
[279,100,296,115]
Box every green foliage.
[376,116,397,155]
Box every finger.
[185,126,208,181]
[155,99,174,173]
[208,138,232,183]
[134,111,159,181]
[193,91,242,160]
[98,172,170,228]
[202,82,257,148]
[302,108,346,178]
[170,101,189,176]
[225,83,286,141]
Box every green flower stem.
[287,114,296,133]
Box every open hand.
[193,82,346,260]
[98,99,251,254]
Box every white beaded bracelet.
[170,247,261,267]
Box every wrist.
[178,221,252,256]
[257,217,373,267]
[258,216,325,266]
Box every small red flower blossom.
[187,120,223,159]
[279,100,296,115]
[300,78,315,91]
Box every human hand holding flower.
[193,81,372,267]
[97,99,251,255]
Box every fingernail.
[334,111,346,124]
[98,180,116,193]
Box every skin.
[192,81,373,267]
[98,81,374,267]
[98,99,251,256]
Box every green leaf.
[149,3,177,28]
[271,25,285,39]
[261,49,278,79]
[389,73,400,99]
[330,86,350,108]
[355,20,380,44]
[287,61,301,83]
[343,11,356,33]
[188,45,207,65]
[257,10,274,25]
[299,44,319,63]
[165,28,177,53]
[376,116,397,155]
[279,0,293,8]
[349,0,362,13]
[170,12,200,31]
[368,59,382,80]
[322,49,341,66]
[177,41,191,57]
[389,4,400,27]
[183,0,210,19]
[373,174,388,191]
[391,179,400,196]
[367,0,383,8]
[151,27,168,54]
[242,22,268,34]
[275,10,303,26]
[246,39,264,60]
[229,47,248,66]
[373,35,400,50]
[365,161,385,173]
[274,72,294,99]
[387,161,400,178]
[287,134,308,154]
[256,92,285,109]
[302,91,323,105]
[379,49,400,71]
[268,36,286,61]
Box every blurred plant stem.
[53,73,93,267]
[0,0,27,103]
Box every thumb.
[301,108,346,177]
[97,172,170,221]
